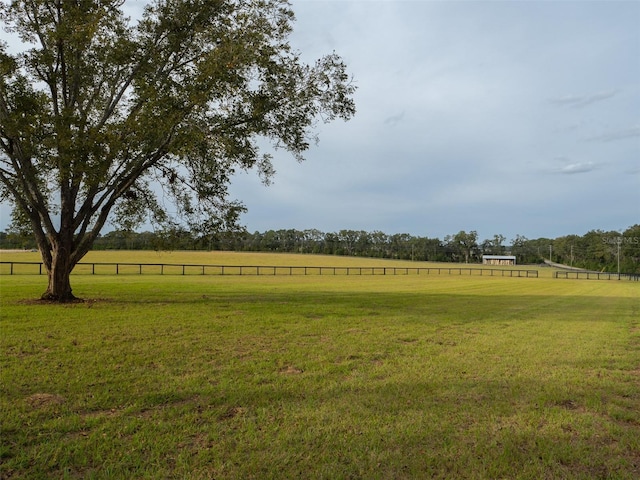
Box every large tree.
[449,230,478,264]
[0,0,356,301]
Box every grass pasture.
[1,252,639,479]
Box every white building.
[482,255,516,266]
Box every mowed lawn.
[1,252,639,479]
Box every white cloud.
[586,125,640,143]
[555,162,597,175]
[549,90,619,109]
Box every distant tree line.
[1,225,638,273]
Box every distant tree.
[621,224,640,273]
[580,230,613,270]
[3,205,35,248]
[419,237,444,261]
[302,228,324,254]
[451,230,478,263]
[369,231,389,258]
[481,234,506,255]
[514,236,550,264]
[240,231,263,252]
[337,229,358,256]
[323,231,339,255]
[389,233,412,259]
[0,0,356,301]
[1,209,36,249]
[552,234,580,267]
[260,230,280,252]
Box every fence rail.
[4,261,639,280]
[554,271,640,281]
[0,261,539,278]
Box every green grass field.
[1,252,639,479]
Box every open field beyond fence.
[1,252,639,478]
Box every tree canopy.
[0,0,356,300]
[4,225,637,274]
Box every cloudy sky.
[1,0,638,242]
[230,0,640,241]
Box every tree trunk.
[41,244,78,302]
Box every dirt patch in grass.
[556,399,579,410]
[279,365,303,374]
[81,407,123,420]
[219,406,246,420]
[554,399,590,414]
[26,393,65,409]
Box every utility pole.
[549,245,552,263]
[617,237,621,280]
[570,245,573,267]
